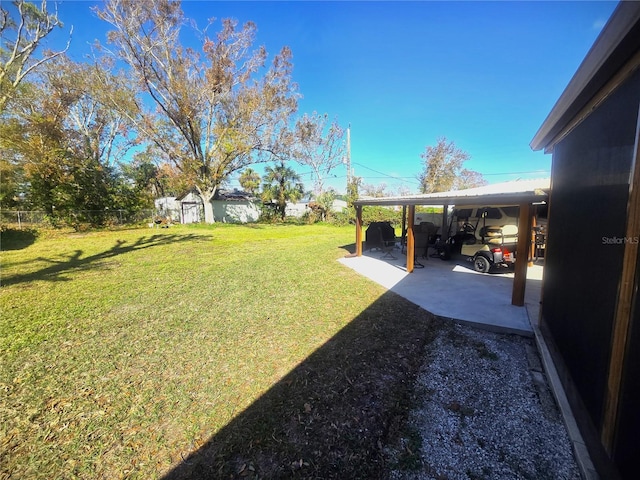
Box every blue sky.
[49,0,619,194]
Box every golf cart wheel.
[473,255,491,273]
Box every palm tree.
[261,161,304,220]
[238,168,261,196]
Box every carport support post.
[407,205,415,273]
[441,203,449,237]
[355,205,363,256]
[512,202,533,306]
[529,213,537,266]
[401,205,407,248]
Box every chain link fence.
[0,209,158,229]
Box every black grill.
[365,222,395,249]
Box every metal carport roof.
[353,178,549,207]
[349,178,550,307]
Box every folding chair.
[378,227,397,260]
[421,222,440,260]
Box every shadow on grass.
[163,291,441,479]
[0,228,38,251]
[340,243,357,255]
[0,233,211,287]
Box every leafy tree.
[96,0,299,223]
[1,80,76,215]
[0,151,22,208]
[261,161,304,220]
[156,162,192,198]
[1,109,114,222]
[125,149,193,200]
[418,137,486,193]
[0,0,71,112]
[346,176,361,208]
[293,112,344,195]
[120,153,164,209]
[311,189,337,222]
[0,55,138,225]
[238,167,261,196]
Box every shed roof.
[354,178,549,207]
[213,189,257,202]
[530,2,640,153]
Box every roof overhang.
[531,2,640,153]
[354,179,550,207]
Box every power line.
[480,170,550,176]
[352,162,422,185]
[354,162,549,181]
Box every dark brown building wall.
[614,246,640,478]
[542,67,640,478]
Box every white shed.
[211,190,261,223]
[284,200,310,218]
[175,190,204,224]
[154,196,181,222]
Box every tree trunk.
[200,187,217,223]
[203,200,215,223]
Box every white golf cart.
[438,206,519,273]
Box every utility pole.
[345,124,352,189]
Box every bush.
[301,210,321,224]
[258,203,280,223]
[328,210,352,226]
[324,206,402,228]
[362,206,403,227]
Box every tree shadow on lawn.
[163,291,441,480]
[0,228,38,251]
[1,233,211,287]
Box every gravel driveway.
[387,321,581,480]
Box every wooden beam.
[355,205,363,257]
[407,205,415,273]
[530,212,537,266]
[512,203,533,306]
[601,105,640,454]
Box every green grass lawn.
[1,224,437,479]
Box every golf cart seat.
[484,224,518,245]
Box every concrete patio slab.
[338,249,602,479]
[339,248,543,336]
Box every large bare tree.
[96,0,299,222]
[293,112,344,196]
[47,55,139,169]
[0,0,71,113]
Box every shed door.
[181,202,201,224]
